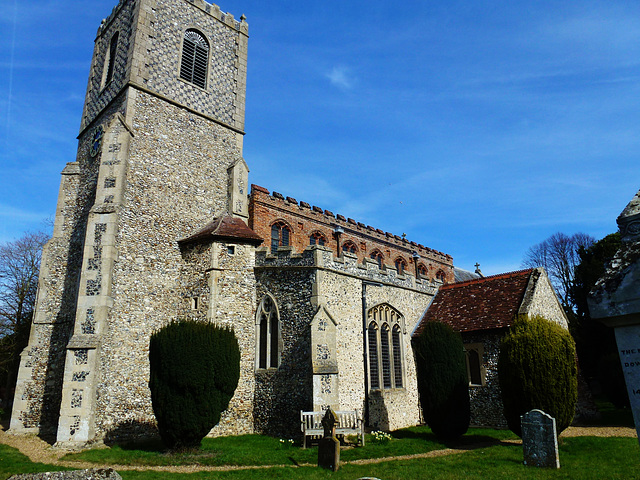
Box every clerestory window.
[394,257,407,275]
[370,250,383,269]
[180,29,209,89]
[309,231,326,246]
[367,304,404,390]
[417,264,428,279]
[342,241,357,254]
[270,221,291,253]
[256,295,280,369]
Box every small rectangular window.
[191,297,198,310]
[227,245,235,255]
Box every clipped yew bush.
[149,319,240,449]
[498,315,577,437]
[412,321,470,440]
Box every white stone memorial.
[589,189,640,444]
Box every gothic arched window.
[342,241,357,254]
[367,304,404,390]
[309,231,326,246]
[465,344,485,386]
[370,250,383,269]
[394,257,407,275]
[436,269,446,282]
[417,264,428,279]
[256,295,279,369]
[179,29,209,89]
[270,221,291,252]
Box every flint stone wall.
[462,331,506,427]
[93,88,245,439]
[254,246,437,437]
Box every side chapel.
[10,0,569,446]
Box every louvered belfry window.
[180,29,209,89]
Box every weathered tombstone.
[318,407,340,471]
[589,189,640,447]
[521,409,560,469]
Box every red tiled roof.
[179,216,263,246]
[413,269,535,336]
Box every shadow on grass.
[103,420,163,451]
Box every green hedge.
[498,315,577,437]
[149,320,240,449]
[412,321,470,440]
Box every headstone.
[318,407,340,471]
[8,469,122,480]
[521,409,560,469]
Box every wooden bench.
[300,409,365,448]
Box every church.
[10,0,568,447]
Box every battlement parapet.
[251,184,453,264]
[97,0,248,38]
[255,245,439,294]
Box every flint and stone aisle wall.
[319,249,436,431]
[462,331,506,427]
[254,246,438,437]
[253,248,316,437]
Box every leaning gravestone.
[521,409,560,469]
[9,469,122,480]
[318,407,340,471]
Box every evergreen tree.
[412,321,469,440]
[498,315,577,437]
[149,320,240,449]
[571,233,626,406]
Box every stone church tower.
[10,0,255,446]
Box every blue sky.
[1,0,638,275]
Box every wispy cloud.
[326,66,354,89]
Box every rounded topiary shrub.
[412,321,470,440]
[149,319,240,449]
[498,315,577,437]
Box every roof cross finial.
[474,263,484,277]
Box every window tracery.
[309,231,326,246]
[270,221,291,252]
[394,257,407,274]
[370,250,384,269]
[342,241,358,254]
[256,295,280,369]
[367,304,404,390]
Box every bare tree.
[522,232,595,311]
[0,231,48,410]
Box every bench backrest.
[300,409,361,432]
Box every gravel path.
[0,424,635,473]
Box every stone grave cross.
[318,407,340,471]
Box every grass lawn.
[2,427,640,480]
[58,426,517,467]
